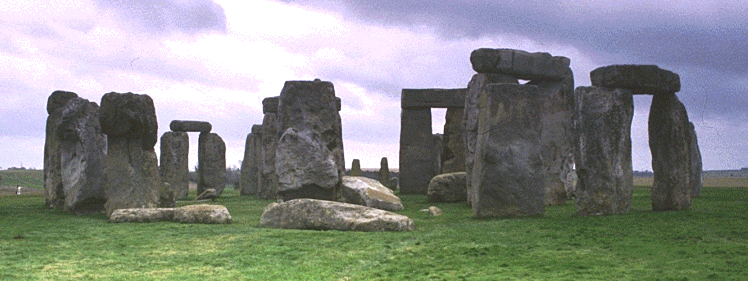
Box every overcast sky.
[1,0,746,171]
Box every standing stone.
[350,159,362,176]
[276,80,344,200]
[472,84,544,218]
[441,107,466,173]
[463,74,518,204]
[99,92,161,216]
[198,132,226,197]
[573,87,634,216]
[57,97,107,213]
[378,157,390,187]
[649,92,692,211]
[160,131,189,199]
[44,90,78,208]
[688,122,703,198]
[433,134,443,176]
[530,68,575,205]
[258,108,279,200]
[169,120,212,132]
[399,108,435,194]
[240,125,262,196]
[275,128,339,201]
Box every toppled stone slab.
[196,188,217,200]
[401,88,467,109]
[427,172,467,203]
[259,199,414,232]
[109,204,231,224]
[590,65,680,95]
[169,120,212,132]
[341,176,403,211]
[421,206,442,216]
[470,48,571,80]
[573,86,634,216]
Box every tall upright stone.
[688,122,703,198]
[471,83,544,218]
[57,97,107,213]
[258,98,279,200]
[378,157,390,187]
[399,108,434,194]
[463,74,518,203]
[276,80,344,201]
[573,87,634,216]
[240,124,262,196]
[530,68,575,205]
[433,133,443,175]
[198,132,226,196]
[441,107,466,173]
[160,131,189,199]
[44,90,78,208]
[350,159,362,176]
[99,92,161,216]
[649,92,692,211]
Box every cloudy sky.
[1,0,746,171]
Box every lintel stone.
[590,64,680,95]
[401,88,467,109]
[170,120,212,132]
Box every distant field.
[634,176,748,188]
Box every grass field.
[1,170,747,280]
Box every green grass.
[0,169,44,189]
[1,170,746,280]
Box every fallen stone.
[573,86,634,215]
[470,48,571,80]
[109,208,175,223]
[57,97,107,213]
[169,120,212,132]
[649,92,692,211]
[471,83,545,218]
[341,176,403,211]
[259,199,415,232]
[275,128,339,201]
[198,132,226,196]
[45,90,79,208]
[590,64,680,95]
[349,159,362,176]
[160,131,189,199]
[420,206,442,217]
[196,188,217,201]
[173,204,232,224]
[427,172,467,203]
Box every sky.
[1,0,746,171]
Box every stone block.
[169,120,212,132]
[649,92,692,211]
[240,125,262,196]
[258,112,278,200]
[341,176,403,211]
[350,159,362,176]
[262,96,279,114]
[590,64,680,95]
[441,107,466,173]
[160,131,189,199]
[688,122,703,198]
[99,92,158,149]
[470,48,570,80]
[44,90,78,208]
[275,128,340,201]
[259,199,414,232]
[198,132,226,197]
[399,108,435,194]
[378,157,390,187]
[401,88,467,109]
[573,86,634,215]
[427,172,467,203]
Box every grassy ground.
[1,170,747,280]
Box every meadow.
[1,170,746,280]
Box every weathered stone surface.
[341,176,403,211]
[441,107,466,173]
[109,204,231,224]
[427,172,467,203]
[198,132,226,196]
[277,80,345,184]
[530,68,575,205]
[433,133,443,175]
[99,92,158,149]
[470,48,571,80]
[463,73,518,204]
[258,112,278,200]
[275,128,339,201]
[262,96,279,114]
[45,90,78,208]
[169,120,212,132]
[388,177,399,191]
[573,86,634,216]
[688,122,703,198]
[350,159,362,176]
[259,199,414,232]
[160,131,189,199]
[399,108,435,194]
[100,92,161,216]
[158,182,175,208]
[240,125,262,196]
[57,97,107,213]
[421,206,442,216]
[401,88,467,109]
[590,65,681,95]
[173,204,232,224]
[378,157,390,187]
[472,83,545,218]
[103,138,161,216]
[649,92,692,211]
[196,188,217,200]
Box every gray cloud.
[93,0,227,35]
